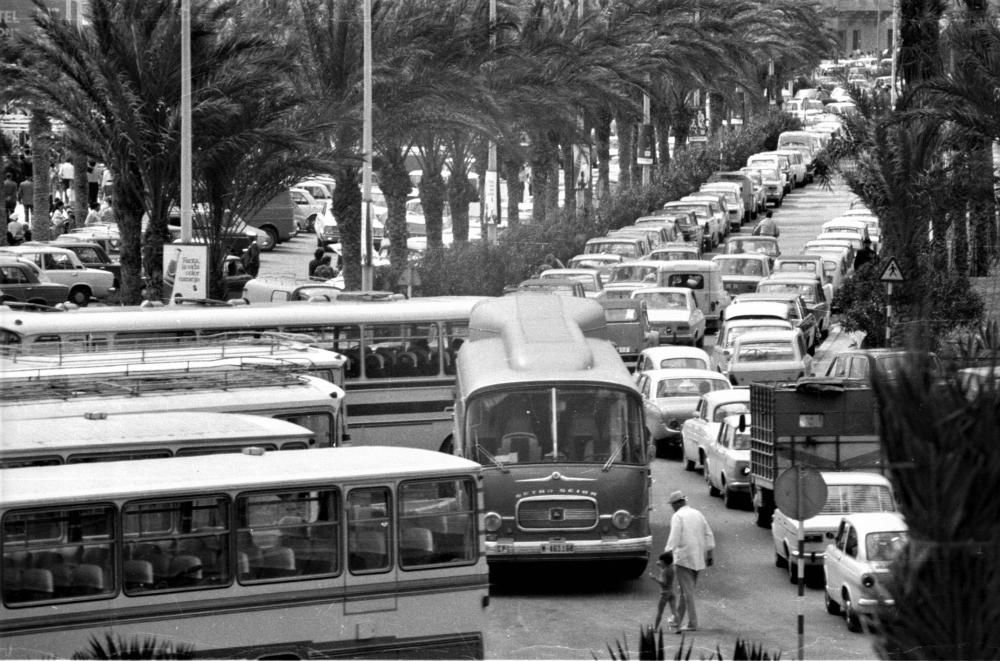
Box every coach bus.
[0,332,346,387]
[453,295,652,576]
[0,297,488,451]
[0,371,345,448]
[1,447,488,658]
[0,411,319,469]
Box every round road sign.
[774,466,827,521]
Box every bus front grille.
[517,499,598,529]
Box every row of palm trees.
[1,0,835,302]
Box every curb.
[812,322,862,374]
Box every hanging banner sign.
[163,243,209,303]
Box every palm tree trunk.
[501,150,524,228]
[561,139,575,217]
[418,171,447,249]
[72,151,88,230]
[529,134,553,224]
[379,156,412,273]
[653,100,671,170]
[616,114,633,190]
[333,165,362,291]
[29,111,51,242]
[111,177,145,304]
[594,111,611,205]
[447,171,473,243]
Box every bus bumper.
[485,536,652,561]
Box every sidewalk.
[812,321,864,375]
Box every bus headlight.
[484,511,503,532]
[612,510,633,530]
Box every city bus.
[0,332,346,387]
[0,371,345,448]
[0,297,488,451]
[1,446,488,658]
[453,294,652,576]
[0,411,318,469]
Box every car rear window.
[821,484,896,515]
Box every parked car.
[773,472,897,584]
[725,235,781,267]
[680,193,729,241]
[636,368,732,457]
[700,182,746,231]
[823,512,908,632]
[600,297,660,370]
[663,200,718,251]
[315,203,384,250]
[605,261,661,288]
[583,236,648,260]
[540,268,603,299]
[644,243,703,262]
[680,388,750,472]
[704,412,753,509]
[725,328,813,386]
[631,286,707,347]
[742,163,784,207]
[516,278,586,298]
[0,256,71,307]
[736,168,769,213]
[51,239,121,289]
[635,345,712,375]
[243,190,297,249]
[654,260,730,332]
[711,316,794,374]
[567,253,624,277]
[751,152,795,192]
[773,254,826,284]
[648,209,704,247]
[707,172,757,223]
[730,292,818,352]
[711,254,772,299]
[0,244,115,306]
[632,214,682,242]
[757,273,832,340]
[824,349,942,384]
[290,186,325,233]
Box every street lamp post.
[361,0,374,290]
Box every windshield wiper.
[477,443,508,473]
[602,435,629,472]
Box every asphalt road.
[260,178,876,659]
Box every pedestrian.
[753,210,779,237]
[312,255,336,280]
[57,157,74,197]
[84,202,101,226]
[242,239,261,278]
[2,172,17,221]
[86,160,100,207]
[51,199,69,235]
[649,550,679,631]
[100,165,113,201]
[17,176,33,226]
[308,247,326,277]
[7,215,25,246]
[853,236,877,270]
[664,490,715,633]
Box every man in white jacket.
[664,490,715,633]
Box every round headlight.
[611,510,633,530]
[483,512,502,532]
[861,573,876,588]
[742,466,751,476]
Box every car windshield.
[713,403,749,422]
[665,274,704,289]
[778,262,816,273]
[665,204,708,219]
[866,531,908,562]
[609,265,658,283]
[650,251,694,261]
[716,259,764,276]
[729,239,777,256]
[821,484,896,514]
[759,282,815,302]
[723,325,787,347]
[660,357,708,370]
[634,291,688,309]
[732,429,752,450]
[586,242,638,258]
[735,341,795,361]
[604,307,639,322]
[655,378,726,398]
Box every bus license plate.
[495,544,514,554]
[541,543,574,553]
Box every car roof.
[713,253,768,261]
[732,329,800,344]
[1,244,75,256]
[643,368,731,382]
[704,389,751,407]
[653,260,719,271]
[726,301,790,317]
[541,268,598,279]
[631,286,693,298]
[648,243,699,254]
[734,293,801,305]
[776,254,823,263]
[839,512,907,535]
[732,235,779,244]
[762,273,822,284]
[820,472,892,487]
[639,345,710,361]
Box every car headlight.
[484,511,502,532]
[741,466,750,476]
[667,419,682,431]
[861,573,876,588]
[611,510,633,530]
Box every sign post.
[774,467,827,661]
[879,256,905,345]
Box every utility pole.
[361,0,373,290]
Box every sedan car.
[635,368,731,457]
[635,346,712,375]
[630,287,706,347]
[773,472,897,585]
[0,245,115,306]
[680,388,750,473]
[725,236,781,267]
[712,254,772,299]
[710,317,794,374]
[644,243,702,262]
[567,253,624,277]
[52,238,121,289]
[0,257,70,307]
[725,329,813,386]
[704,413,753,509]
[540,268,603,299]
[516,278,586,298]
[731,292,818,352]
[823,512,908,632]
[824,349,942,384]
[757,273,832,339]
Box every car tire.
[844,592,863,632]
[695,335,704,349]
[259,227,278,252]
[774,550,788,568]
[723,484,739,509]
[787,550,799,584]
[825,590,842,615]
[708,474,721,497]
[68,286,91,307]
[684,457,696,472]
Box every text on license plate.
[541,543,574,553]
[616,347,633,354]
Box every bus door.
[344,486,397,616]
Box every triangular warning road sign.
[879,256,905,283]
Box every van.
[599,298,659,371]
[244,190,297,250]
[654,260,729,331]
[699,182,746,231]
[707,172,756,224]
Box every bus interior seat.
[254,546,297,579]
[584,437,612,462]
[19,568,54,601]
[396,351,419,376]
[124,559,154,590]
[71,563,107,595]
[349,530,388,572]
[81,546,109,567]
[400,526,435,564]
[168,554,204,587]
[364,352,386,378]
[567,414,599,461]
[500,433,540,462]
[237,552,252,580]
[51,563,73,595]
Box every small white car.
[704,413,753,509]
[0,245,115,306]
[635,368,731,458]
[710,317,794,374]
[540,268,603,299]
[823,512,908,633]
[635,346,711,376]
[773,472,897,585]
[630,286,706,347]
[680,389,750,473]
[726,328,813,386]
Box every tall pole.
[641,92,651,187]
[890,0,899,106]
[180,0,192,243]
[486,0,499,233]
[361,0,373,289]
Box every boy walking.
[650,550,678,631]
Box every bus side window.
[276,412,333,448]
[399,478,477,569]
[347,488,391,573]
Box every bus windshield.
[465,386,644,466]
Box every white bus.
[0,371,345,448]
[453,295,652,576]
[0,411,317,469]
[0,446,488,658]
[0,332,346,387]
[0,297,488,451]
